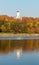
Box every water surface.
[0,40,39,65]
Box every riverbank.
[0,33,39,37]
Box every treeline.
[0,15,39,33]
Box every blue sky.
[0,0,39,17]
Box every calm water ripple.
[0,40,39,65]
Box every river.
[0,40,39,65]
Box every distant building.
[16,11,20,19]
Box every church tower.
[16,11,20,19]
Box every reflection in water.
[0,40,39,56]
[16,49,22,59]
[0,40,39,53]
[0,40,39,65]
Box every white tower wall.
[16,11,20,19]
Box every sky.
[0,0,39,17]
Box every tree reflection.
[0,40,39,54]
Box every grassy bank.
[0,33,39,37]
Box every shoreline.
[0,33,39,40]
[0,33,39,37]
